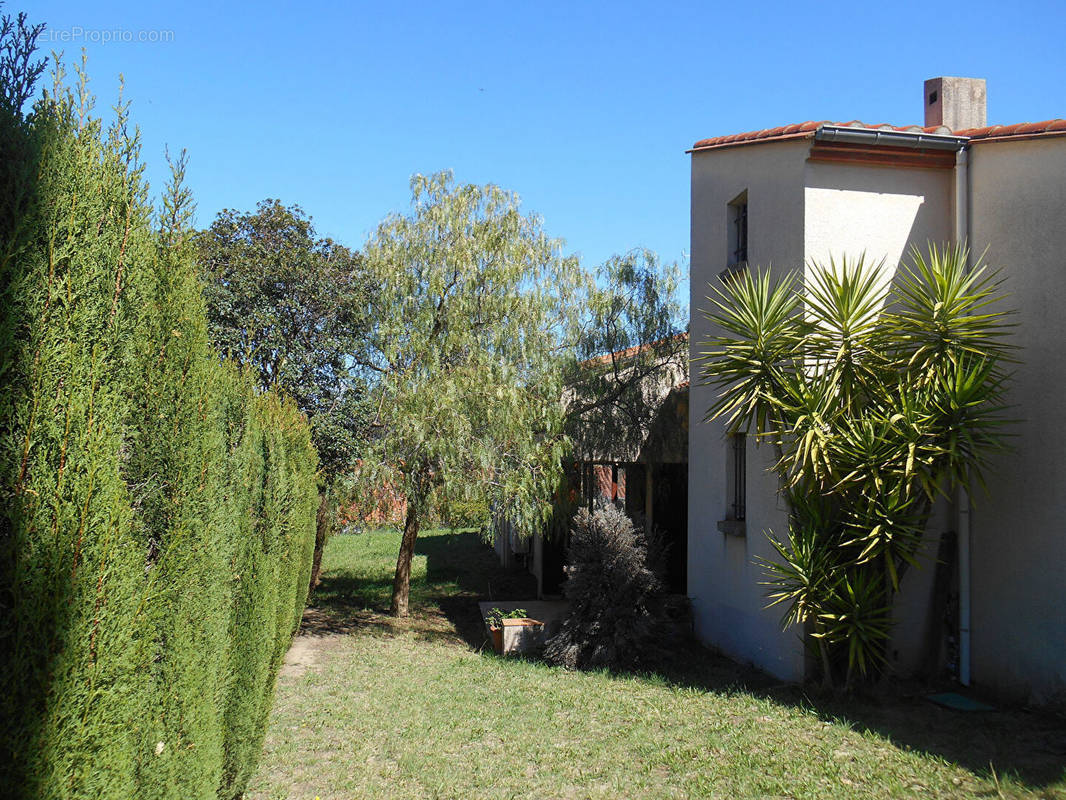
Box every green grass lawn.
[247,529,1066,800]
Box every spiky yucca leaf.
[758,491,841,628]
[803,255,891,409]
[926,353,1014,491]
[698,267,803,435]
[891,243,1015,382]
[815,569,892,679]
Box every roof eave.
[686,130,816,155]
[966,129,1066,145]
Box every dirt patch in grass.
[278,633,341,678]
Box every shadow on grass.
[800,687,1066,793]
[609,644,1066,793]
[419,536,1066,793]
[303,529,535,648]
[417,530,537,648]
[306,528,1066,794]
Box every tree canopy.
[198,199,370,478]
[565,248,687,461]
[356,171,584,615]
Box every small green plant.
[485,607,528,628]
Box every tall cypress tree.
[0,37,155,799]
[1,17,320,798]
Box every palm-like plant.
[701,245,1014,689]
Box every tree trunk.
[391,501,419,617]
[308,491,330,597]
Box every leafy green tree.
[198,199,370,478]
[565,248,687,460]
[356,171,582,617]
[699,246,1013,688]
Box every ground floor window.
[730,433,746,521]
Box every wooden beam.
[809,142,957,170]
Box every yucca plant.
[701,245,1014,689]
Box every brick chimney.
[924,77,987,131]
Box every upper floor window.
[728,191,748,269]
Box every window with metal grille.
[728,192,748,268]
[731,433,746,521]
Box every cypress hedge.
[0,25,319,800]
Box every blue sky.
[28,0,1066,276]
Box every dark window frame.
[717,432,747,536]
[731,201,748,267]
[720,191,749,282]
[731,432,746,522]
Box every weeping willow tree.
[699,246,1014,689]
[354,171,584,617]
[564,248,687,462]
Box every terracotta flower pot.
[496,618,544,655]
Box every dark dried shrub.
[544,505,669,670]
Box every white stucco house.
[687,77,1066,705]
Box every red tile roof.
[955,119,1066,141]
[581,332,688,368]
[690,119,1066,152]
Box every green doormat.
[925,692,996,712]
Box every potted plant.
[485,607,544,655]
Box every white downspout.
[954,146,972,687]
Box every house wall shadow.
[611,639,1066,792]
[416,535,1066,791]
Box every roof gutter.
[815,124,969,150]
